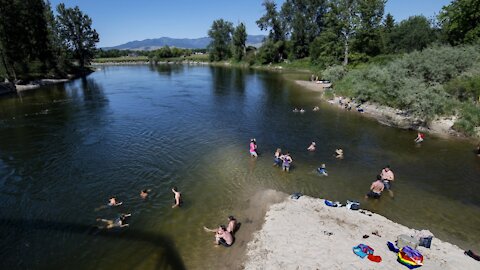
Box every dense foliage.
[0,0,99,81]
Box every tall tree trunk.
[343,34,349,66]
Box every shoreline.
[294,80,475,140]
[243,193,478,269]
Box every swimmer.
[307,142,316,152]
[108,197,122,206]
[335,148,344,159]
[140,189,151,199]
[96,213,131,229]
[281,152,293,172]
[476,144,480,157]
[273,148,282,166]
[292,108,299,113]
[414,132,425,143]
[249,138,258,157]
[313,106,320,111]
[172,186,182,208]
[299,108,305,113]
[317,164,328,176]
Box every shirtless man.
[140,189,150,199]
[380,165,394,190]
[215,226,233,247]
[307,142,316,152]
[108,197,122,206]
[365,175,384,199]
[172,186,182,208]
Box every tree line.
[207,0,479,67]
[0,0,99,81]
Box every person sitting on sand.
[365,175,384,199]
[172,186,182,208]
[307,142,316,152]
[250,139,258,158]
[414,132,425,143]
[96,213,131,229]
[140,189,150,199]
[273,148,282,166]
[281,152,293,172]
[317,164,328,176]
[335,149,344,159]
[380,165,394,190]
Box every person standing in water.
[380,165,394,190]
[172,186,182,208]
[273,148,282,166]
[365,175,384,199]
[250,139,258,158]
[281,152,293,172]
[414,132,425,143]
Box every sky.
[49,0,453,47]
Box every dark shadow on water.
[0,218,185,270]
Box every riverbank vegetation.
[205,0,480,136]
[0,1,99,82]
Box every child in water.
[414,132,425,143]
[317,164,328,176]
[307,142,316,152]
[249,139,258,157]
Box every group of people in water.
[366,165,395,199]
[95,187,182,230]
[203,216,238,247]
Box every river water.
[0,65,479,269]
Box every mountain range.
[103,35,266,51]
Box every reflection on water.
[0,65,479,269]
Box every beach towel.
[387,241,400,253]
[367,254,382,263]
[353,244,374,258]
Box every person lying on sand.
[96,213,131,229]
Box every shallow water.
[0,65,479,269]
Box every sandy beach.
[244,193,478,270]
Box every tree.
[256,0,285,42]
[281,0,328,59]
[328,0,360,66]
[439,0,480,45]
[232,23,247,61]
[353,0,385,57]
[389,16,437,53]
[56,3,99,69]
[207,19,234,61]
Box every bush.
[453,103,480,136]
[321,65,347,83]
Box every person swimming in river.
[273,148,282,166]
[414,132,425,143]
[335,148,344,159]
[140,189,151,199]
[299,108,305,113]
[317,164,328,176]
[108,196,122,206]
[172,186,182,208]
[250,138,258,157]
[292,108,299,113]
[307,142,316,152]
[313,106,320,111]
[96,213,131,229]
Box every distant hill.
[103,35,265,51]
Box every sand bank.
[244,194,477,270]
[294,80,469,139]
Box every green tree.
[281,0,328,59]
[207,19,234,61]
[389,16,437,53]
[439,0,480,45]
[232,23,247,61]
[353,0,385,57]
[329,0,360,66]
[56,3,99,69]
[256,0,285,42]
[381,13,395,53]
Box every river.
[0,65,479,269]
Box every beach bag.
[346,200,360,210]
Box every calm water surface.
[0,65,479,269]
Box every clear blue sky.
[50,0,452,47]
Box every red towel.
[367,254,382,263]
